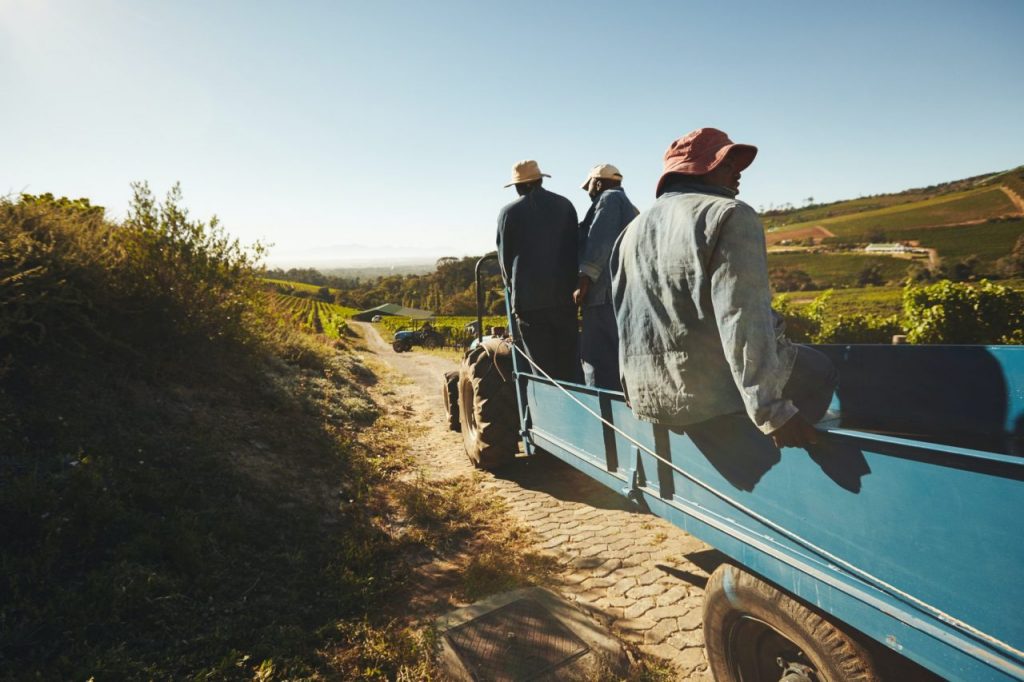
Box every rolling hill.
[764,165,1024,288]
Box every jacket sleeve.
[578,192,626,282]
[707,203,797,434]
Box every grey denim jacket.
[610,181,797,434]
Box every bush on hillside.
[996,234,1024,277]
[773,295,817,342]
[813,312,902,344]
[857,264,885,287]
[120,182,266,355]
[0,188,416,679]
[1,185,264,366]
[775,290,902,344]
[949,255,980,282]
[770,267,817,292]
[1,194,120,354]
[0,185,265,455]
[903,279,1024,344]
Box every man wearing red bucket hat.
[610,128,837,448]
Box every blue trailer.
[447,256,1024,681]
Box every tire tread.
[703,564,880,682]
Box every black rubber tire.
[442,370,461,432]
[457,339,518,470]
[424,331,444,349]
[703,563,880,682]
[392,339,409,353]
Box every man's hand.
[769,413,819,449]
[573,275,592,306]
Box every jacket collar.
[591,186,624,204]
[659,179,737,199]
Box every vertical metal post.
[473,255,494,345]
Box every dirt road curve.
[353,321,715,679]
[1000,185,1024,215]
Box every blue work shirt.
[497,186,579,314]
[610,180,797,434]
[578,187,639,307]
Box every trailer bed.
[515,345,1024,681]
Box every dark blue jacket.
[578,187,639,307]
[496,186,579,313]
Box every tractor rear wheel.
[442,370,460,431]
[457,339,518,469]
[392,339,410,353]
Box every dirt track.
[352,321,715,679]
[999,185,1024,215]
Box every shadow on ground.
[655,549,729,590]
[495,451,641,513]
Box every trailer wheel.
[442,370,461,432]
[458,339,518,469]
[703,564,880,682]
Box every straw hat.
[581,163,623,189]
[656,128,757,196]
[504,159,551,187]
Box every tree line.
[265,255,506,315]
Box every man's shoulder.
[596,188,636,210]
[658,190,754,216]
[498,195,527,218]
[540,187,574,208]
[538,188,578,220]
[722,198,758,224]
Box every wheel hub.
[777,657,816,682]
[727,616,820,682]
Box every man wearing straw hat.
[497,160,579,381]
[610,128,837,448]
[574,163,639,389]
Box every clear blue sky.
[3,0,1022,266]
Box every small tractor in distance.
[392,322,445,353]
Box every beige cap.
[504,159,551,187]
[581,163,623,189]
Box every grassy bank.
[0,189,560,679]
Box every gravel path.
[353,322,717,679]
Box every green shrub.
[775,290,902,344]
[813,312,902,344]
[1,194,123,353]
[120,182,266,355]
[1,186,265,368]
[903,279,1024,344]
[996,234,1024,277]
[0,185,266,457]
[0,187,416,678]
[773,294,817,342]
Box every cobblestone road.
[488,463,720,679]
[356,323,719,679]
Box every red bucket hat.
[656,128,758,196]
